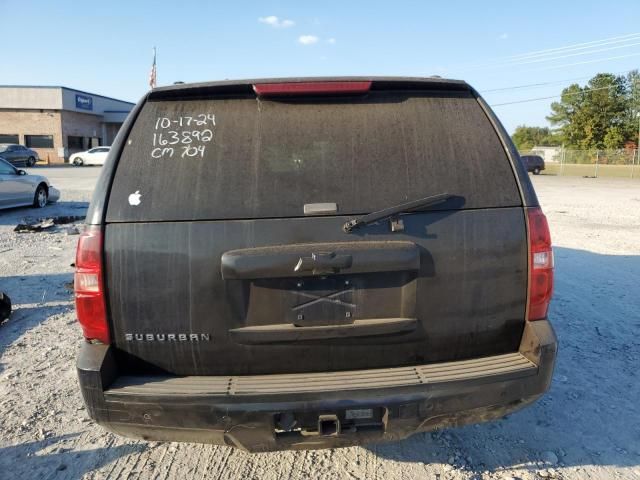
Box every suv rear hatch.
[102,78,528,376]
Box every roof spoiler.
[148,77,471,100]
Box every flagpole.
[149,46,157,89]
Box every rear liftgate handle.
[294,252,353,275]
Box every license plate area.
[245,272,416,328]
[290,276,355,326]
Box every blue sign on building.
[75,94,93,110]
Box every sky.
[3,0,640,133]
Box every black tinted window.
[0,134,18,144]
[108,90,520,222]
[68,136,84,149]
[25,135,53,148]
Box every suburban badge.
[124,333,211,342]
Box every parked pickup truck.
[75,77,556,452]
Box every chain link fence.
[520,148,640,178]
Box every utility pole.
[634,112,640,179]
[634,78,640,179]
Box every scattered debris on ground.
[14,218,55,233]
[14,215,84,233]
[50,215,86,225]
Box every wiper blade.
[343,193,453,233]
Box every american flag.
[149,47,157,89]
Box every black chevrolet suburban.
[75,77,556,452]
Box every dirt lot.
[0,168,639,480]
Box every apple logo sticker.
[128,190,142,206]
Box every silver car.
[0,156,60,209]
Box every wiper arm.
[343,193,453,233]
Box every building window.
[0,134,19,143]
[68,136,84,150]
[25,135,54,148]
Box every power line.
[458,39,640,71]
[506,41,640,67]
[477,53,640,86]
[491,94,570,107]
[455,32,640,68]
[536,52,640,71]
[497,32,640,61]
[449,33,640,108]
[480,68,636,93]
[451,32,640,71]
[490,84,623,107]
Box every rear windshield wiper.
[343,193,453,233]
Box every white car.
[70,147,111,166]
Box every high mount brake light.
[74,225,109,343]
[253,81,372,97]
[527,207,554,320]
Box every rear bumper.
[77,320,557,452]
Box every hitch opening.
[318,414,341,436]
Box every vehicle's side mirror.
[17,169,27,176]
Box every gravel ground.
[0,168,639,480]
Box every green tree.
[547,73,630,149]
[511,126,560,150]
[603,126,625,149]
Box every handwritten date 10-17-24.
[155,114,216,129]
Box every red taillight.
[527,207,554,320]
[253,81,372,97]
[74,225,109,343]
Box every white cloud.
[258,16,295,28]
[327,38,336,44]
[498,33,509,40]
[298,35,319,45]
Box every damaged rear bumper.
[77,320,557,452]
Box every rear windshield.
[106,90,521,222]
